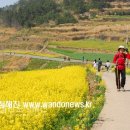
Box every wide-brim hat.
[118,45,125,51]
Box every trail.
[1,53,83,63]
[92,72,130,130]
[0,52,111,66]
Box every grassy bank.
[49,39,123,51]
[24,58,83,71]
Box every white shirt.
[106,62,110,67]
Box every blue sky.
[0,0,19,8]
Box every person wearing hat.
[113,45,130,91]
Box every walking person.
[68,57,70,61]
[105,60,110,71]
[64,56,67,61]
[113,45,130,91]
[97,58,102,72]
[93,59,97,69]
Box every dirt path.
[92,72,130,130]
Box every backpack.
[98,60,102,66]
[116,53,126,65]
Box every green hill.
[0,0,110,27]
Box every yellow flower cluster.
[0,66,88,129]
[126,68,130,75]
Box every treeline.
[0,0,109,27]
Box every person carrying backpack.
[105,60,110,71]
[98,58,102,72]
[113,45,130,91]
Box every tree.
[63,0,87,13]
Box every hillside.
[0,16,130,50]
[0,1,130,28]
[1,0,130,27]
[0,0,130,56]
[0,0,110,27]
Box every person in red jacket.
[113,45,130,91]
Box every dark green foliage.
[63,0,87,13]
[56,12,77,24]
[0,0,77,27]
[0,0,110,27]
[88,0,110,10]
[14,0,60,27]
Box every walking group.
[93,58,110,72]
[93,45,130,92]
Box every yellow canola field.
[0,66,88,130]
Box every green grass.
[24,59,61,70]
[0,62,5,69]
[49,39,124,51]
[24,59,47,70]
[44,61,61,69]
[0,60,9,70]
[50,48,114,62]
[24,59,60,70]
[24,58,82,71]
[103,15,130,19]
